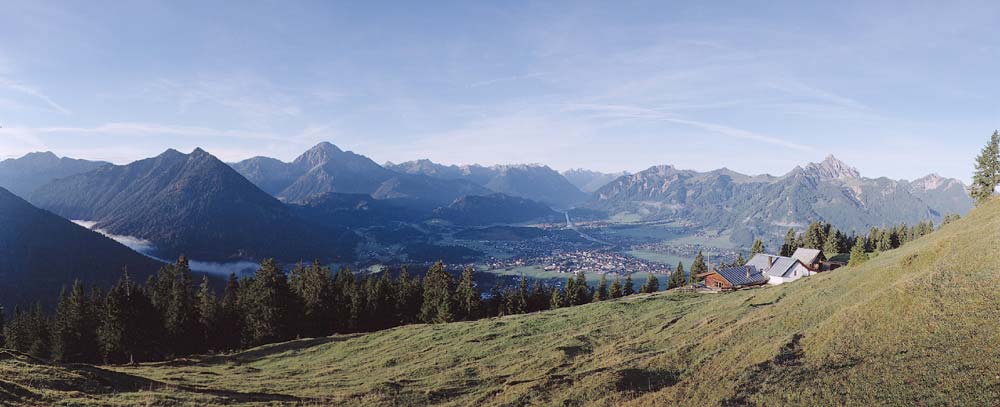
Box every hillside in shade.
[0,187,162,311]
[562,168,629,193]
[590,155,973,243]
[431,193,561,226]
[232,142,490,204]
[386,159,588,208]
[30,148,357,262]
[0,152,109,199]
[5,196,1000,406]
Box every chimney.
[768,256,775,268]
[745,267,751,279]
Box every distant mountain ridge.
[431,193,561,226]
[0,152,109,199]
[590,155,972,243]
[0,186,162,311]
[31,148,357,262]
[232,142,490,204]
[386,159,587,208]
[561,168,630,193]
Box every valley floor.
[4,200,1000,406]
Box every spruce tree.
[971,130,1000,204]
[420,262,454,323]
[218,273,242,351]
[623,274,635,296]
[780,229,797,256]
[640,273,660,294]
[750,239,766,257]
[332,267,357,331]
[848,238,868,267]
[803,222,826,250]
[394,267,422,325]
[5,306,27,352]
[164,256,198,356]
[668,263,686,289]
[289,261,335,337]
[52,280,99,363]
[27,303,51,359]
[609,277,623,299]
[454,267,481,320]
[550,287,563,309]
[592,274,608,302]
[242,259,293,346]
[195,276,219,352]
[574,271,591,305]
[527,281,548,312]
[690,251,708,282]
[565,277,579,306]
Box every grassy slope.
[4,201,1000,406]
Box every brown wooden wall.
[704,273,731,290]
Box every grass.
[5,200,1000,405]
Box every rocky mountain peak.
[294,142,345,168]
[803,155,860,180]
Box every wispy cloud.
[28,122,283,141]
[0,76,72,115]
[468,72,549,88]
[562,103,816,152]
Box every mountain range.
[0,151,109,199]
[562,168,630,193]
[431,193,561,226]
[589,155,973,243]
[231,142,490,205]
[0,186,162,311]
[30,148,357,262]
[386,159,588,208]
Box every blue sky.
[0,1,997,181]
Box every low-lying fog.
[72,220,259,276]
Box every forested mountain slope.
[5,194,999,406]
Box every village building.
[745,253,813,285]
[704,265,768,290]
[791,248,845,272]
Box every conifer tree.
[52,280,99,363]
[750,239,766,257]
[668,262,686,289]
[550,287,564,309]
[242,259,293,346]
[573,271,591,305]
[420,262,454,323]
[454,267,480,320]
[848,238,868,267]
[690,251,708,282]
[27,303,51,359]
[592,273,608,302]
[780,229,797,256]
[971,130,1000,204]
[565,277,579,306]
[289,261,334,337]
[394,267,422,324]
[803,222,826,250]
[366,272,395,330]
[332,267,357,331]
[609,277,623,299]
[163,256,198,356]
[218,273,242,351]
[527,280,548,312]
[5,306,27,352]
[640,273,660,294]
[823,227,842,255]
[623,274,635,296]
[195,276,219,352]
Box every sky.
[0,1,998,181]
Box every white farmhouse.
[745,254,813,285]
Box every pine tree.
[971,131,1000,204]
[366,272,395,330]
[592,274,608,302]
[802,222,826,250]
[163,256,198,356]
[394,267,422,325]
[565,277,579,306]
[420,262,455,323]
[527,281,548,312]
[750,239,765,257]
[780,229,797,256]
[690,251,708,282]
[5,306,27,352]
[640,273,660,294]
[668,262,686,289]
[218,273,242,351]
[332,267,357,331]
[848,238,868,267]
[52,280,99,363]
[454,267,481,320]
[609,277,623,299]
[242,259,293,346]
[876,232,892,252]
[623,274,635,296]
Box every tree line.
[775,218,956,267]
[0,257,670,364]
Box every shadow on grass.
[615,368,679,394]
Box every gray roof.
[715,265,768,286]
[746,254,803,278]
[792,248,822,264]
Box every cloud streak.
[0,76,72,115]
